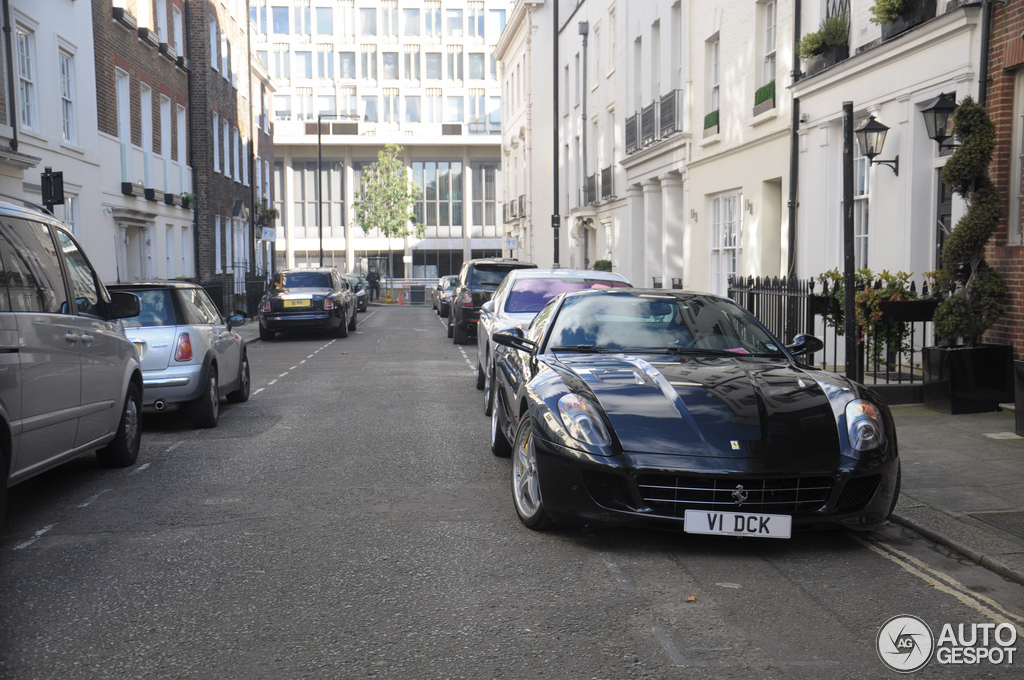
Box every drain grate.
[972,511,1024,540]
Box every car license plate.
[284,299,310,308]
[684,510,792,539]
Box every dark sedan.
[490,289,900,536]
[259,268,358,341]
[346,273,369,312]
[431,275,458,317]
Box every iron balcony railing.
[518,194,526,216]
[660,89,684,138]
[641,101,658,147]
[601,166,614,200]
[586,175,597,205]
[625,113,639,154]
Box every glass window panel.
[360,8,376,35]
[317,7,333,34]
[404,9,420,35]
[340,52,356,78]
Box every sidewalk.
[231,316,1024,584]
[890,403,1024,585]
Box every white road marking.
[290,366,298,370]
[268,379,278,385]
[78,489,113,508]
[253,387,265,395]
[128,462,151,476]
[13,524,56,551]
[278,372,288,377]
[166,440,184,452]
[851,533,1024,634]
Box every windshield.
[470,265,521,287]
[282,272,332,288]
[545,292,785,356]
[505,277,631,314]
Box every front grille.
[581,470,634,511]
[637,474,834,518]
[835,475,881,513]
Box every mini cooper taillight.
[175,333,193,361]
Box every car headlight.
[557,393,611,447]
[845,399,886,452]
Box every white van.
[0,201,143,526]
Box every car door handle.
[79,332,94,347]
[65,331,80,345]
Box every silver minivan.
[0,201,143,526]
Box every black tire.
[97,381,141,468]
[226,351,250,403]
[484,363,495,416]
[447,314,454,338]
[887,462,902,519]
[259,323,275,341]
[490,391,512,458]
[511,415,550,530]
[0,468,6,529]
[453,323,469,345]
[336,313,349,338]
[191,365,220,428]
[475,359,486,390]
[348,307,358,331]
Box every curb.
[890,512,1024,587]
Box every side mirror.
[481,300,495,315]
[787,333,824,356]
[227,313,246,329]
[493,328,537,354]
[109,291,140,320]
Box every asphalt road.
[2,306,1023,679]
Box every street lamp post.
[317,114,325,267]
[842,102,858,382]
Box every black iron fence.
[728,275,939,404]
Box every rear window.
[505,278,631,314]
[121,289,176,327]
[282,271,332,288]
[469,265,523,287]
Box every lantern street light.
[921,92,957,149]
[855,115,899,176]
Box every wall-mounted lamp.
[690,209,698,221]
[854,115,899,176]
[744,199,753,214]
[921,92,957,151]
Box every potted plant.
[870,0,938,41]
[800,13,849,77]
[255,199,279,225]
[754,80,775,116]
[592,259,612,272]
[923,97,1013,414]
[703,109,719,137]
[180,191,196,209]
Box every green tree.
[933,97,1007,345]
[353,144,421,280]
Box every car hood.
[558,354,845,464]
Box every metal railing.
[585,175,597,205]
[660,89,684,138]
[601,166,614,200]
[640,101,658,147]
[728,275,939,404]
[625,113,639,154]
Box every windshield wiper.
[615,346,733,356]
[549,345,616,353]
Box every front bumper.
[531,432,899,532]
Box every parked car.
[477,268,632,417]
[258,268,358,341]
[109,281,249,428]
[431,275,459,317]
[346,273,368,312]
[490,288,900,535]
[448,258,537,345]
[0,201,144,526]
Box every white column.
[661,174,685,288]
[625,184,644,283]
[642,178,663,288]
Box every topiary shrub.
[932,96,1007,345]
[592,259,612,272]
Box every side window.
[0,218,67,314]
[53,227,102,317]
[527,300,557,345]
[194,288,224,324]
[179,288,216,324]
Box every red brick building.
[987,1,1024,358]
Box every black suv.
[448,258,536,345]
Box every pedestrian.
[366,267,381,301]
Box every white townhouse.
[261,0,512,279]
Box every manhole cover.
[973,511,1024,540]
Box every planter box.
[923,344,1014,414]
[752,97,775,117]
[881,0,937,41]
[878,298,939,323]
[164,192,181,207]
[805,45,849,77]
[144,188,165,202]
[1016,360,1024,436]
